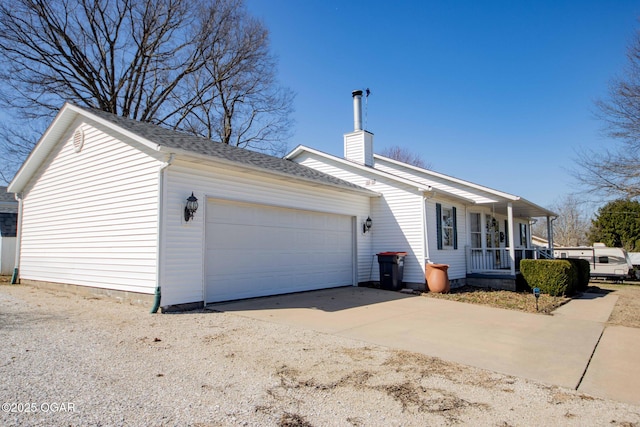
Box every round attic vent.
[73,128,84,152]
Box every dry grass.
[594,282,640,328]
[422,281,640,328]
[421,285,570,314]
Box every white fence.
[0,237,16,275]
[466,247,553,274]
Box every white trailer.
[553,243,634,282]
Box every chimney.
[344,89,374,166]
[352,89,363,131]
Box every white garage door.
[205,199,354,303]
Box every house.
[0,187,18,275]
[285,91,556,290]
[8,93,555,311]
[531,235,550,248]
[8,103,377,311]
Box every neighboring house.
[8,93,555,310]
[0,187,17,275]
[286,91,556,289]
[531,235,549,248]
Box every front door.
[486,216,501,268]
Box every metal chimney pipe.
[352,90,363,131]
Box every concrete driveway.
[209,286,640,405]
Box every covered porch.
[466,246,554,274]
[463,197,556,289]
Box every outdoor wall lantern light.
[363,216,372,233]
[184,192,199,222]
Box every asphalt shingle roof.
[0,187,16,204]
[81,106,373,195]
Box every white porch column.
[508,202,516,276]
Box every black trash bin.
[377,252,407,290]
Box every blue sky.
[246,0,640,209]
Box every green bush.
[520,259,578,296]
[566,258,590,291]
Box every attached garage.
[205,199,354,303]
[9,104,377,311]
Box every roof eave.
[374,153,521,201]
[162,147,381,198]
[287,145,476,203]
[8,103,74,193]
[9,104,163,193]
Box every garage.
[205,199,355,303]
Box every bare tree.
[532,195,591,247]
[159,0,294,154]
[378,145,431,169]
[574,26,640,199]
[0,0,293,180]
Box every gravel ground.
[1,284,639,427]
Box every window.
[519,223,528,246]
[598,256,609,264]
[470,213,481,248]
[436,203,457,250]
[442,207,454,246]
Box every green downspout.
[11,192,23,284]
[150,286,161,314]
[150,154,174,313]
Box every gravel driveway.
[1,284,639,426]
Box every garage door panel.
[205,199,354,303]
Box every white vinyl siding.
[344,131,374,166]
[19,120,163,293]
[374,158,499,204]
[161,160,370,306]
[293,154,427,285]
[426,199,466,280]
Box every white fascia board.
[285,144,306,158]
[8,103,163,193]
[517,197,558,218]
[374,153,520,201]
[71,104,162,152]
[9,103,76,193]
[163,148,381,198]
[287,145,475,203]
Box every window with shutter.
[437,203,457,250]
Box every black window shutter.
[436,203,442,250]
[504,219,509,247]
[452,206,458,250]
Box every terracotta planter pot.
[426,263,450,293]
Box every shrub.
[520,259,577,297]
[566,258,590,291]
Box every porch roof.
[285,145,557,219]
[372,155,557,219]
[476,198,556,219]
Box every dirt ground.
[599,283,640,328]
[2,283,640,426]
